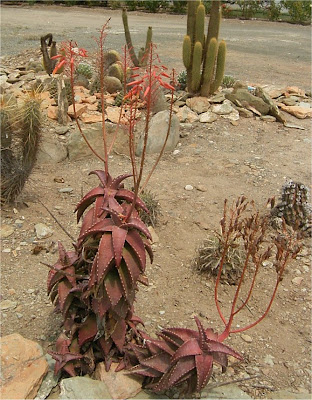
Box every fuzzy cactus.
[183,0,226,96]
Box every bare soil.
[1,5,311,399]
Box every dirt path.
[0,3,311,88]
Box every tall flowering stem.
[124,43,175,220]
[215,197,301,343]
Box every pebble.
[8,289,16,295]
[241,334,253,343]
[0,300,17,310]
[264,354,275,366]
[184,184,194,191]
[172,149,180,155]
[16,313,23,319]
[292,276,303,286]
[35,223,53,239]
[262,260,273,268]
[0,224,15,239]
[159,310,165,315]
[59,187,73,193]
[2,248,11,253]
[195,184,207,192]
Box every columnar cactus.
[183,0,226,96]
[122,8,152,67]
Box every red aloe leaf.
[69,337,80,354]
[194,316,208,349]
[126,216,152,240]
[47,268,63,294]
[75,186,104,222]
[144,239,153,263]
[78,314,98,346]
[116,189,149,213]
[111,319,127,352]
[89,170,112,187]
[207,340,243,361]
[212,351,228,369]
[64,265,76,288]
[122,246,141,285]
[139,332,175,356]
[104,268,124,307]
[92,294,111,319]
[160,328,197,346]
[205,327,219,341]
[108,195,124,214]
[140,352,172,374]
[157,332,181,349]
[117,260,133,300]
[128,343,150,361]
[97,233,115,283]
[195,353,213,391]
[111,173,132,189]
[98,336,113,356]
[63,361,78,377]
[49,350,83,376]
[58,280,73,314]
[94,195,107,220]
[78,219,113,247]
[125,230,146,272]
[111,296,129,319]
[112,226,128,267]
[137,274,149,286]
[78,207,95,243]
[88,253,98,289]
[170,338,202,364]
[167,356,196,388]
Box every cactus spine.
[122,8,152,67]
[182,0,226,96]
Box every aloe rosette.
[48,170,153,374]
[125,317,243,395]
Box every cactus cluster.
[183,0,226,96]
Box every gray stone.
[226,88,270,115]
[132,390,169,399]
[60,377,111,399]
[282,98,298,106]
[222,109,240,121]
[34,223,53,239]
[35,355,59,400]
[55,126,70,135]
[136,110,180,156]
[212,102,234,115]
[199,111,218,123]
[59,188,73,193]
[37,136,68,164]
[261,115,276,122]
[202,383,252,399]
[210,93,226,103]
[67,122,128,160]
[151,85,168,114]
[176,105,199,123]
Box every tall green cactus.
[182,0,226,97]
[122,8,152,67]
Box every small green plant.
[237,0,262,19]
[281,0,311,23]
[75,62,93,79]
[171,0,187,14]
[222,74,236,88]
[266,0,282,21]
[177,69,187,90]
[138,189,161,227]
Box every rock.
[148,226,159,244]
[34,223,53,239]
[237,107,254,118]
[132,390,169,399]
[226,88,270,115]
[176,105,199,123]
[106,106,123,124]
[35,355,59,400]
[55,126,70,135]
[211,102,234,115]
[0,224,15,239]
[282,98,298,106]
[103,76,122,94]
[1,333,49,400]
[264,354,275,366]
[0,300,17,310]
[67,103,88,118]
[267,390,310,399]
[292,276,304,285]
[150,85,168,114]
[93,362,143,399]
[184,185,194,191]
[222,109,240,121]
[136,110,180,156]
[82,95,97,104]
[283,122,305,130]
[186,96,210,114]
[60,376,111,399]
[74,74,89,89]
[267,88,284,99]
[261,115,276,122]
[80,113,103,124]
[241,334,252,343]
[199,111,218,123]
[67,122,129,160]
[59,187,73,193]
[209,93,225,103]
[47,105,58,120]
[37,136,68,164]
[196,184,207,192]
[201,383,252,399]
[279,104,312,119]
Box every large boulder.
[0,333,49,399]
[135,110,180,156]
